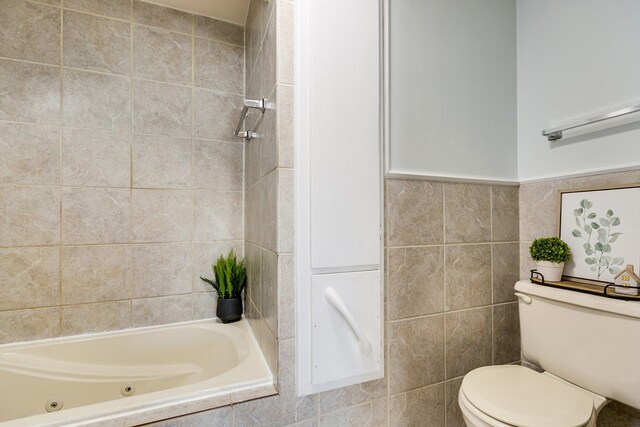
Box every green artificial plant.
[529,237,571,264]
[200,250,246,299]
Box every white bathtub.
[0,318,274,426]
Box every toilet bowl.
[458,365,607,427]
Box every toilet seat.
[460,365,594,427]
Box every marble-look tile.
[254,171,278,251]
[0,307,59,344]
[319,399,387,427]
[254,78,276,181]
[245,243,261,312]
[277,84,294,168]
[63,69,131,131]
[277,0,294,85]
[493,303,521,365]
[63,128,130,187]
[519,179,570,241]
[144,406,234,427]
[61,245,131,304]
[132,243,192,298]
[64,0,132,20]
[0,186,60,246]
[134,25,192,85]
[133,0,192,34]
[445,307,492,379]
[131,190,192,242]
[0,247,59,311]
[233,339,318,425]
[194,89,243,142]
[0,59,60,125]
[0,123,59,185]
[195,16,244,46]
[386,179,444,246]
[62,187,130,244]
[320,378,387,413]
[597,400,640,426]
[261,250,278,336]
[133,134,191,189]
[569,169,640,190]
[64,11,131,75]
[62,300,131,336]
[35,0,61,5]
[132,295,193,327]
[390,315,445,394]
[389,383,445,427]
[245,0,262,78]
[445,378,465,427]
[193,241,244,292]
[388,246,444,320]
[492,185,519,241]
[192,292,216,320]
[278,168,295,253]
[195,37,243,93]
[444,183,491,243]
[519,242,535,280]
[134,80,191,138]
[193,191,243,241]
[260,10,276,95]
[0,0,60,64]
[445,245,491,311]
[278,253,295,340]
[492,243,519,303]
[193,140,243,191]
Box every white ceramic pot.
[536,261,564,282]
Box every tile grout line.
[57,0,65,336]
[190,12,196,321]
[128,0,135,328]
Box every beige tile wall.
[0,0,245,342]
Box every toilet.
[459,280,640,427]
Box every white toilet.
[459,280,640,427]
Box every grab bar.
[324,287,372,355]
[542,103,640,141]
[234,98,269,140]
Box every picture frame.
[558,185,640,286]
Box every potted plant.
[200,250,246,323]
[529,237,571,282]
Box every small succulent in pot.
[530,237,571,282]
[200,250,246,323]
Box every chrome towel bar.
[234,98,269,140]
[542,103,640,141]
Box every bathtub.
[0,318,275,426]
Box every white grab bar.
[324,287,372,355]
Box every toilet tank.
[515,280,640,409]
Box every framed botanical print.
[558,185,640,285]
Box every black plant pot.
[217,296,243,323]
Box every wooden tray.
[529,270,640,301]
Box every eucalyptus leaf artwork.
[571,199,623,279]
[559,187,640,285]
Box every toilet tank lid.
[462,366,593,427]
[515,280,640,319]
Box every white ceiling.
[143,0,251,26]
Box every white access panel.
[296,0,384,396]
[311,271,382,388]
[308,0,381,270]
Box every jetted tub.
[0,318,274,426]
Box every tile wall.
[0,0,246,342]
[151,177,522,427]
